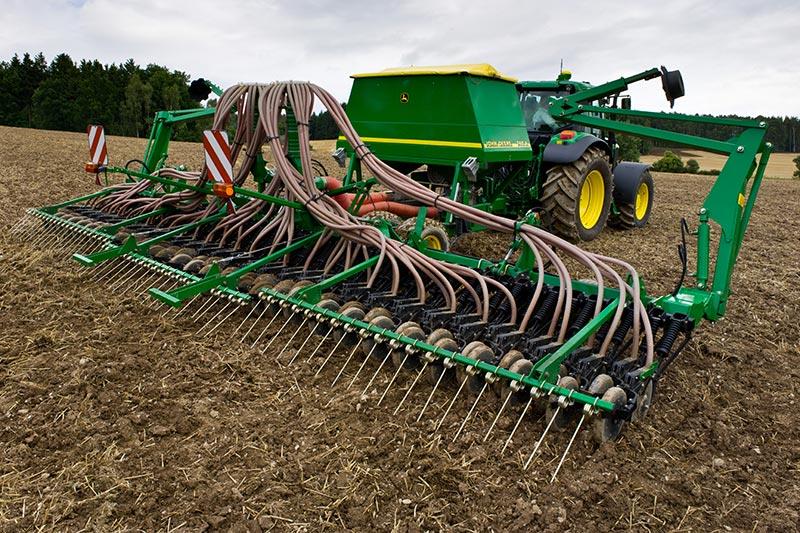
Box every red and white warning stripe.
[87,125,108,166]
[202,130,234,185]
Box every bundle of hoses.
[194,82,654,368]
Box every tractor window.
[519,90,567,133]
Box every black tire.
[609,170,654,229]
[541,147,613,241]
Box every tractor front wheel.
[541,147,613,241]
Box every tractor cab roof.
[517,72,593,93]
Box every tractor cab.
[517,72,601,155]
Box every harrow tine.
[435,374,468,432]
[452,381,488,442]
[170,293,201,319]
[95,259,125,282]
[313,332,347,375]
[377,351,410,406]
[483,388,514,443]
[197,300,233,335]
[393,360,429,415]
[276,316,309,358]
[524,405,560,470]
[232,301,260,337]
[417,365,448,422]
[288,322,320,365]
[190,294,217,320]
[193,294,222,322]
[500,395,534,455]
[346,342,379,389]
[261,314,291,352]
[249,308,281,348]
[305,327,333,363]
[331,337,363,386]
[203,301,241,337]
[550,412,586,483]
[361,348,392,396]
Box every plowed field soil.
[1,126,798,532]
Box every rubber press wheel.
[541,147,613,241]
[609,170,654,229]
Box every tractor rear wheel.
[609,170,654,229]
[541,147,613,241]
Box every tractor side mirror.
[660,67,685,108]
[620,96,632,110]
[189,78,212,102]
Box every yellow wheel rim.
[579,170,605,229]
[635,181,649,221]
[423,234,442,250]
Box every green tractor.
[335,64,658,243]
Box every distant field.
[642,149,798,178]
[314,140,798,179]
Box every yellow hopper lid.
[352,63,517,83]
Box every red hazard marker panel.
[85,125,108,172]
[203,130,235,197]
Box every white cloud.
[1,0,798,116]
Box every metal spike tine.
[204,303,240,338]
[347,342,379,389]
[417,366,448,422]
[247,306,276,346]
[331,337,363,386]
[261,314,292,352]
[134,269,161,295]
[197,300,233,335]
[89,260,114,280]
[288,321,320,365]
[105,262,132,285]
[524,405,560,470]
[393,361,429,415]
[453,382,488,442]
[95,260,123,282]
[313,332,347,376]
[435,375,469,432]
[305,327,333,363]
[550,413,586,483]
[361,349,392,397]
[117,264,147,291]
[377,352,410,406]
[111,264,142,291]
[250,309,280,348]
[501,395,535,455]
[484,389,514,443]
[169,293,200,319]
[276,316,308,358]
[190,294,216,320]
[232,302,260,337]
[193,296,221,323]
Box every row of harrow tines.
[14,82,691,481]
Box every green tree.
[650,151,685,173]
[616,134,640,162]
[122,73,153,137]
[685,159,700,174]
[31,53,81,131]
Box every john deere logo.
[400,92,409,103]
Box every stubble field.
[0,126,798,532]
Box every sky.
[2,0,799,117]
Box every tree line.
[1,52,797,149]
[0,52,341,142]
